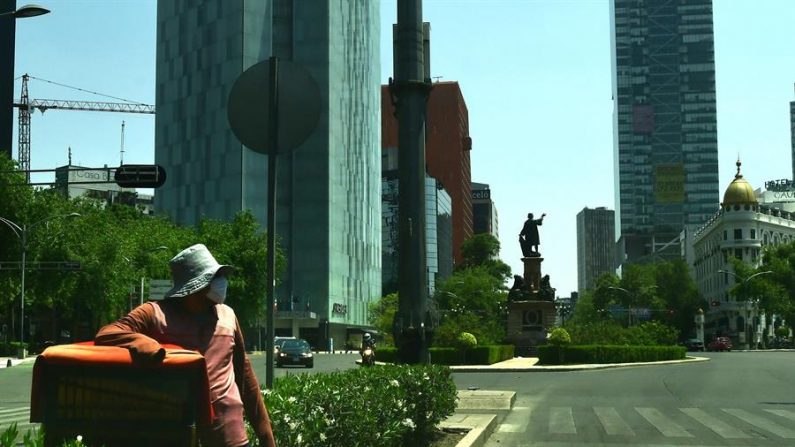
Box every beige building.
[691,161,795,348]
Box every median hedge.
[375,345,514,365]
[538,345,686,365]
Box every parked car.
[275,339,314,368]
[683,338,704,351]
[707,336,732,352]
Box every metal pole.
[20,225,26,347]
[393,0,431,364]
[0,0,15,160]
[264,56,279,388]
[140,276,145,306]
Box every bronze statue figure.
[519,212,546,257]
[508,275,530,302]
[538,274,555,301]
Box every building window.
[734,248,743,259]
[723,230,727,240]
[750,229,756,239]
[734,229,742,240]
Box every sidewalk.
[0,355,36,368]
[449,355,709,372]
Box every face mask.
[206,276,228,304]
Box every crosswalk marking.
[497,405,532,433]
[724,408,795,438]
[680,408,751,439]
[636,407,693,438]
[548,406,576,434]
[594,407,635,436]
[0,407,28,416]
[766,408,795,422]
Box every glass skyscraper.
[154,1,381,343]
[610,0,719,265]
[382,173,453,297]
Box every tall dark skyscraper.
[154,1,381,344]
[790,85,794,181]
[576,207,615,294]
[610,0,719,265]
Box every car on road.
[682,338,704,351]
[707,336,732,352]
[273,336,296,356]
[276,339,314,368]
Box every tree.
[752,243,795,326]
[458,233,511,281]
[369,292,398,345]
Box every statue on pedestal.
[508,275,531,302]
[519,212,546,257]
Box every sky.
[10,0,795,296]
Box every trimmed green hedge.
[376,345,514,365]
[0,342,27,357]
[538,345,686,365]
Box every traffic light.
[114,164,167,188]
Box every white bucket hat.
[164,244,233,299]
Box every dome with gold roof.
[721,160,757,207]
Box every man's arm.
[95,303,165,364]
[233,318,276,447]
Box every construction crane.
[13,74,155,182]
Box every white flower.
[288,396,297,403]
[390,379,400,387]
[296,433,303,444]
[402,418,416,429]
[76,435,83,442]
[289,421,298,431]
[319,433,327,442]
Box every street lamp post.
[718,269,771,350]
[0,3,50,161]
[0,212,79,353]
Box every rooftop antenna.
[432,76,443,82]
[120,121,125,165]
[68,146,72,166]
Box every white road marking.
[636,407,693,438]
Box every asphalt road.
[453,352,795,447]
[3,350,792,447]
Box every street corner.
[456,390,516,411]
[439,414,497,447]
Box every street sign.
[114,164,167,188]
[149,279,173,301]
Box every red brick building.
[381,81,473,266]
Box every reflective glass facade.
[382,173,453,296]
[610,0,719,264]
[155,1,381,331]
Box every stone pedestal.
[522,257,543,292]
[507,300,556,356]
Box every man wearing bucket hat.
[96,244,276,447]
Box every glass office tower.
[154,1,381,342]
[382,173,453,297]
[610,0,719,265]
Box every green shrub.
[262,364,457,446]
[548,328,571,346]
[566,321,678,346]
[456,332,478,350]
[376,345,513,365]
[0,341,28,357]
[775,326,790,338]
[538,345,686,365]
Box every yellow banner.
[655,164,685,203]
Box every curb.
[0,356,37,369]
[449,356,710,372]
[440,414,497,447]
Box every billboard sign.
[655,164,685,203]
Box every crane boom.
[16,99,155,114]
[14,73,155,183]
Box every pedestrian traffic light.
[114,164,167,188]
